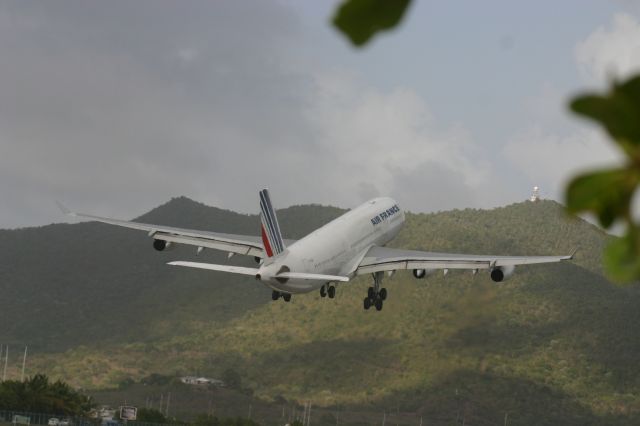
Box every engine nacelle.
[153,239,172,251]
[412,269,435,279]
[490,265,515,282]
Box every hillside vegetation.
[3,198,640,424]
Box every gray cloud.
[3,1,621,229]
[0,1,307,225]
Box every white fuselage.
[258,197,405,293]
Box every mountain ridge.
[3,196,639,423]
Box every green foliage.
[136,408,168,423]
[332,0,412,46]
[7,198,640,423]
[193,415,260,426]
[568,75,640,283]
[0,374,94,415]
[0,197,345,353]
[140,373,172,386]
[222,369,242,390]
[118,377,136,390]
[571,76,640,158]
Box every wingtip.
[567,247,579,260]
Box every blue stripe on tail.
[259,189,285,256]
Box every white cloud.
[576,12,640,84]
[500,12,640,203]
[503,126,622,201]
[296,72,500,212]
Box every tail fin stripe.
[259,202,280,253]
[259,196,280,252]
[261,225,274,257]
[261,191,282,248]
[261,191,284,252]
[259,189,285,256]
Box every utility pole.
[3,346,8,381]
[307,403,312,426]
[503,412,508,426]
[382,411,386,426]
[247,404,252,420]
[303,403,308,426]
[21,346,27,382]
[166,392,171,418]
[159,394,163,414]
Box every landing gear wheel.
[271,290,280,301]
[328,286,336,299]
[320,285,327,298]
[363,297,372,310]
[365,272,386,312]
[283,293,292,302]
[375,298,383,311]
[379,288,387,301]
[367,287,376,300]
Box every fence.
[0,411,168,426]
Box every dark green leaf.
[571,75,640,157]
[332,0,412,47]
[603,230,640,283]
[565,168,639,228]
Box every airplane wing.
[355,245,574,275]
[58,202,295,258]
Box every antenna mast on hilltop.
[529,186,540,202]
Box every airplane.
[59,189,574,311]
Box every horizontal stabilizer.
[276,272,350,282]
[168,261,259,276]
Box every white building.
[180,376,224,386]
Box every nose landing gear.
[363,271,387,311]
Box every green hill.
[3,198,640,424]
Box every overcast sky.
[1,1,640,228]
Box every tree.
[0,374,95,415]
[567,75,640,282]
[136,408,168,424]
[222,368,242,389]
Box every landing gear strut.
[272,290,291,302]
[363,271,387,311]
[320,284,336,299]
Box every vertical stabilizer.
[259,189,285,258]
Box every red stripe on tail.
[261,225,274,257]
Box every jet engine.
[490,265,515,282]
[413,269,435,279]
[153,239,173,251]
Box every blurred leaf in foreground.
[568,74,640,283]
[332,0,412,47]
[566,168,639,228]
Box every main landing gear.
[320,284,336,299]
[272,290,291,302]
[364,271,387,311]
